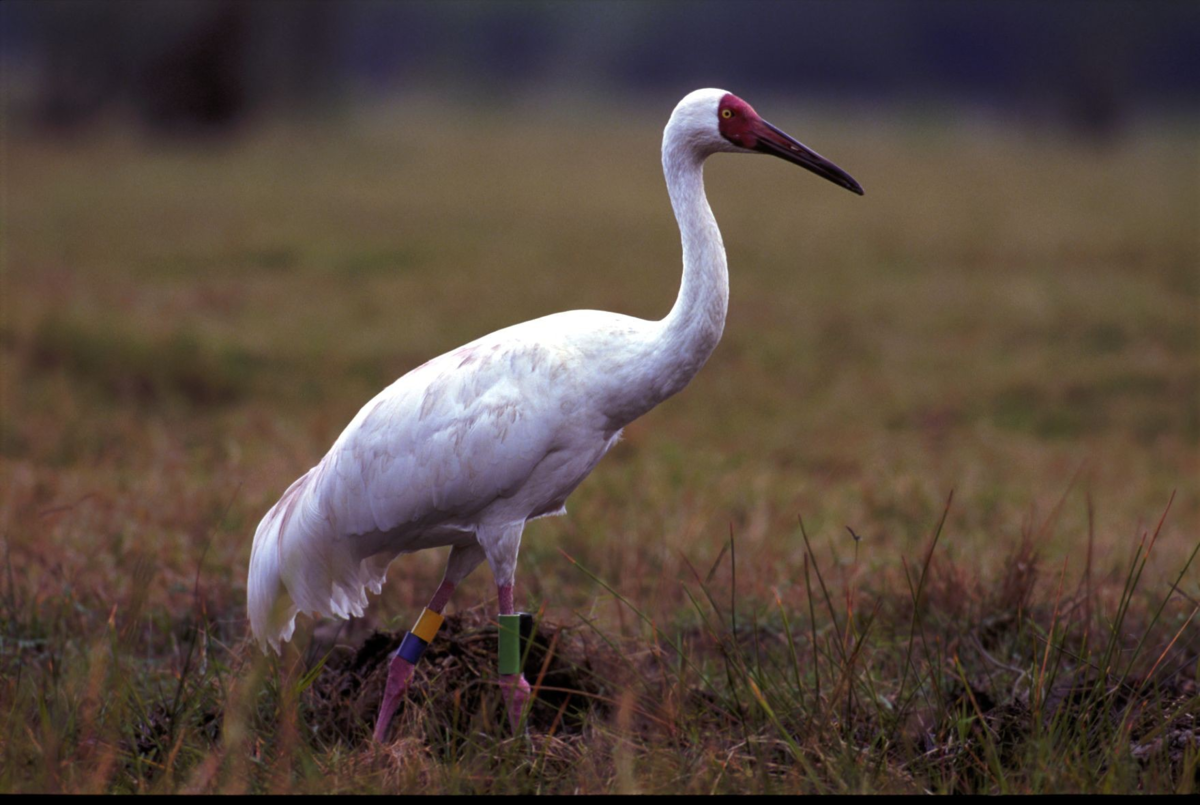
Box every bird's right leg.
[373,543,486,743]
[480,524,532,735]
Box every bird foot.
[499,673,532,734]
[373,652,415,743]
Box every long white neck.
[594,114,729,429]
[647,128,729,400]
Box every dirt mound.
[303,610,617,747]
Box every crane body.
[249,310,658,650]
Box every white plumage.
[248,88,862,653]
[248,312,644,650]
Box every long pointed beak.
[752,119,864,195]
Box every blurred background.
[4,0,1200,134]
[1,0,1197,637]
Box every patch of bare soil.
[303,611,617,746]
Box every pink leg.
[497,583,532,734]
[373,580,456,743]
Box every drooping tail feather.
[247,472,306,653]
[247,466,393,654]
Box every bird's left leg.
[373,543,486,743]
[480,523,532,734]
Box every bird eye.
[721,109,733,119]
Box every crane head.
[668,89,864,196]
[716,93,863,195]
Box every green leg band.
[498,614,523,675]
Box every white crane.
[247,88,862,742]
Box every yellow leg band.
[411,608,444,643]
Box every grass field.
[2,102,1198,793]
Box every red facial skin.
[717,93,761,148]
[716,91,866,195]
